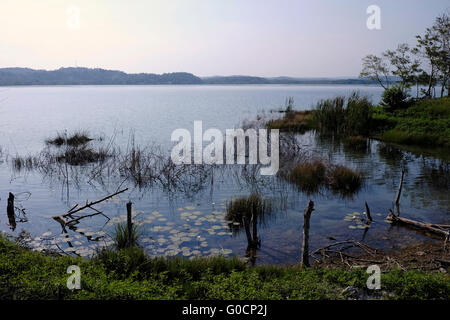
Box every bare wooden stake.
[365,201,372,222]
[7,192,16,231]
[252,210,258,248]
[126,201,133,247]
[301,200,315,267]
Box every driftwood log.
[301,200,315,267]
[387,210,450,239]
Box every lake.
[0,84,448,265]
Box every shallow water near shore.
[0,85,448,265]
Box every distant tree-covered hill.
[0,67,383,86]
[0,67,203,85]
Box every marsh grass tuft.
[46,131,93,147]
[287,160,327,193]
[56,146,110,166]
[281,160,363,196]
[328,165,363,195]
[12,155,39,171]
[226,193,273,224]
[113,222,143,249]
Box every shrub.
[381,86,410,111]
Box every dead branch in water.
[387,210,450,239]
[52,188,128,227]
[311,240,378,257]
[364,201,372,222]
[394,169,405,216]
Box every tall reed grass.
[314,92,372,137]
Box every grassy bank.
[373,97,450,148]
[0,235,448,300]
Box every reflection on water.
[0,85,448,265]
[1,129,449,265]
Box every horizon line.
[0,66,361,80]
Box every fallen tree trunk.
[387,211,450,239]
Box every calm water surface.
[0,85,448,265]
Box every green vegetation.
[113,223,143,249]
[0,235,448,300]
[285,160,327,193]
[360,13,449,98]
[313,93,372,137]
[381,85,410,111]
[267,94,450,150]
[269,93,372,137]
[373,97,450,148]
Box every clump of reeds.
[328,165,363,194]
[314,96,346,135]
[287,160,327,193]
[313,92,372,137]
[281,159,363,196]
[12,155,39,172]
[56,146,110,166]
[112,222,142,249]
[9,132,212,194]
[226,193,273,223]
[46,131,93,147]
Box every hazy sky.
[0,0,448,77]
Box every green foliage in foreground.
[373,97,450,148]
[0,235,449,300]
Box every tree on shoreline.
[360,12,449,99]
